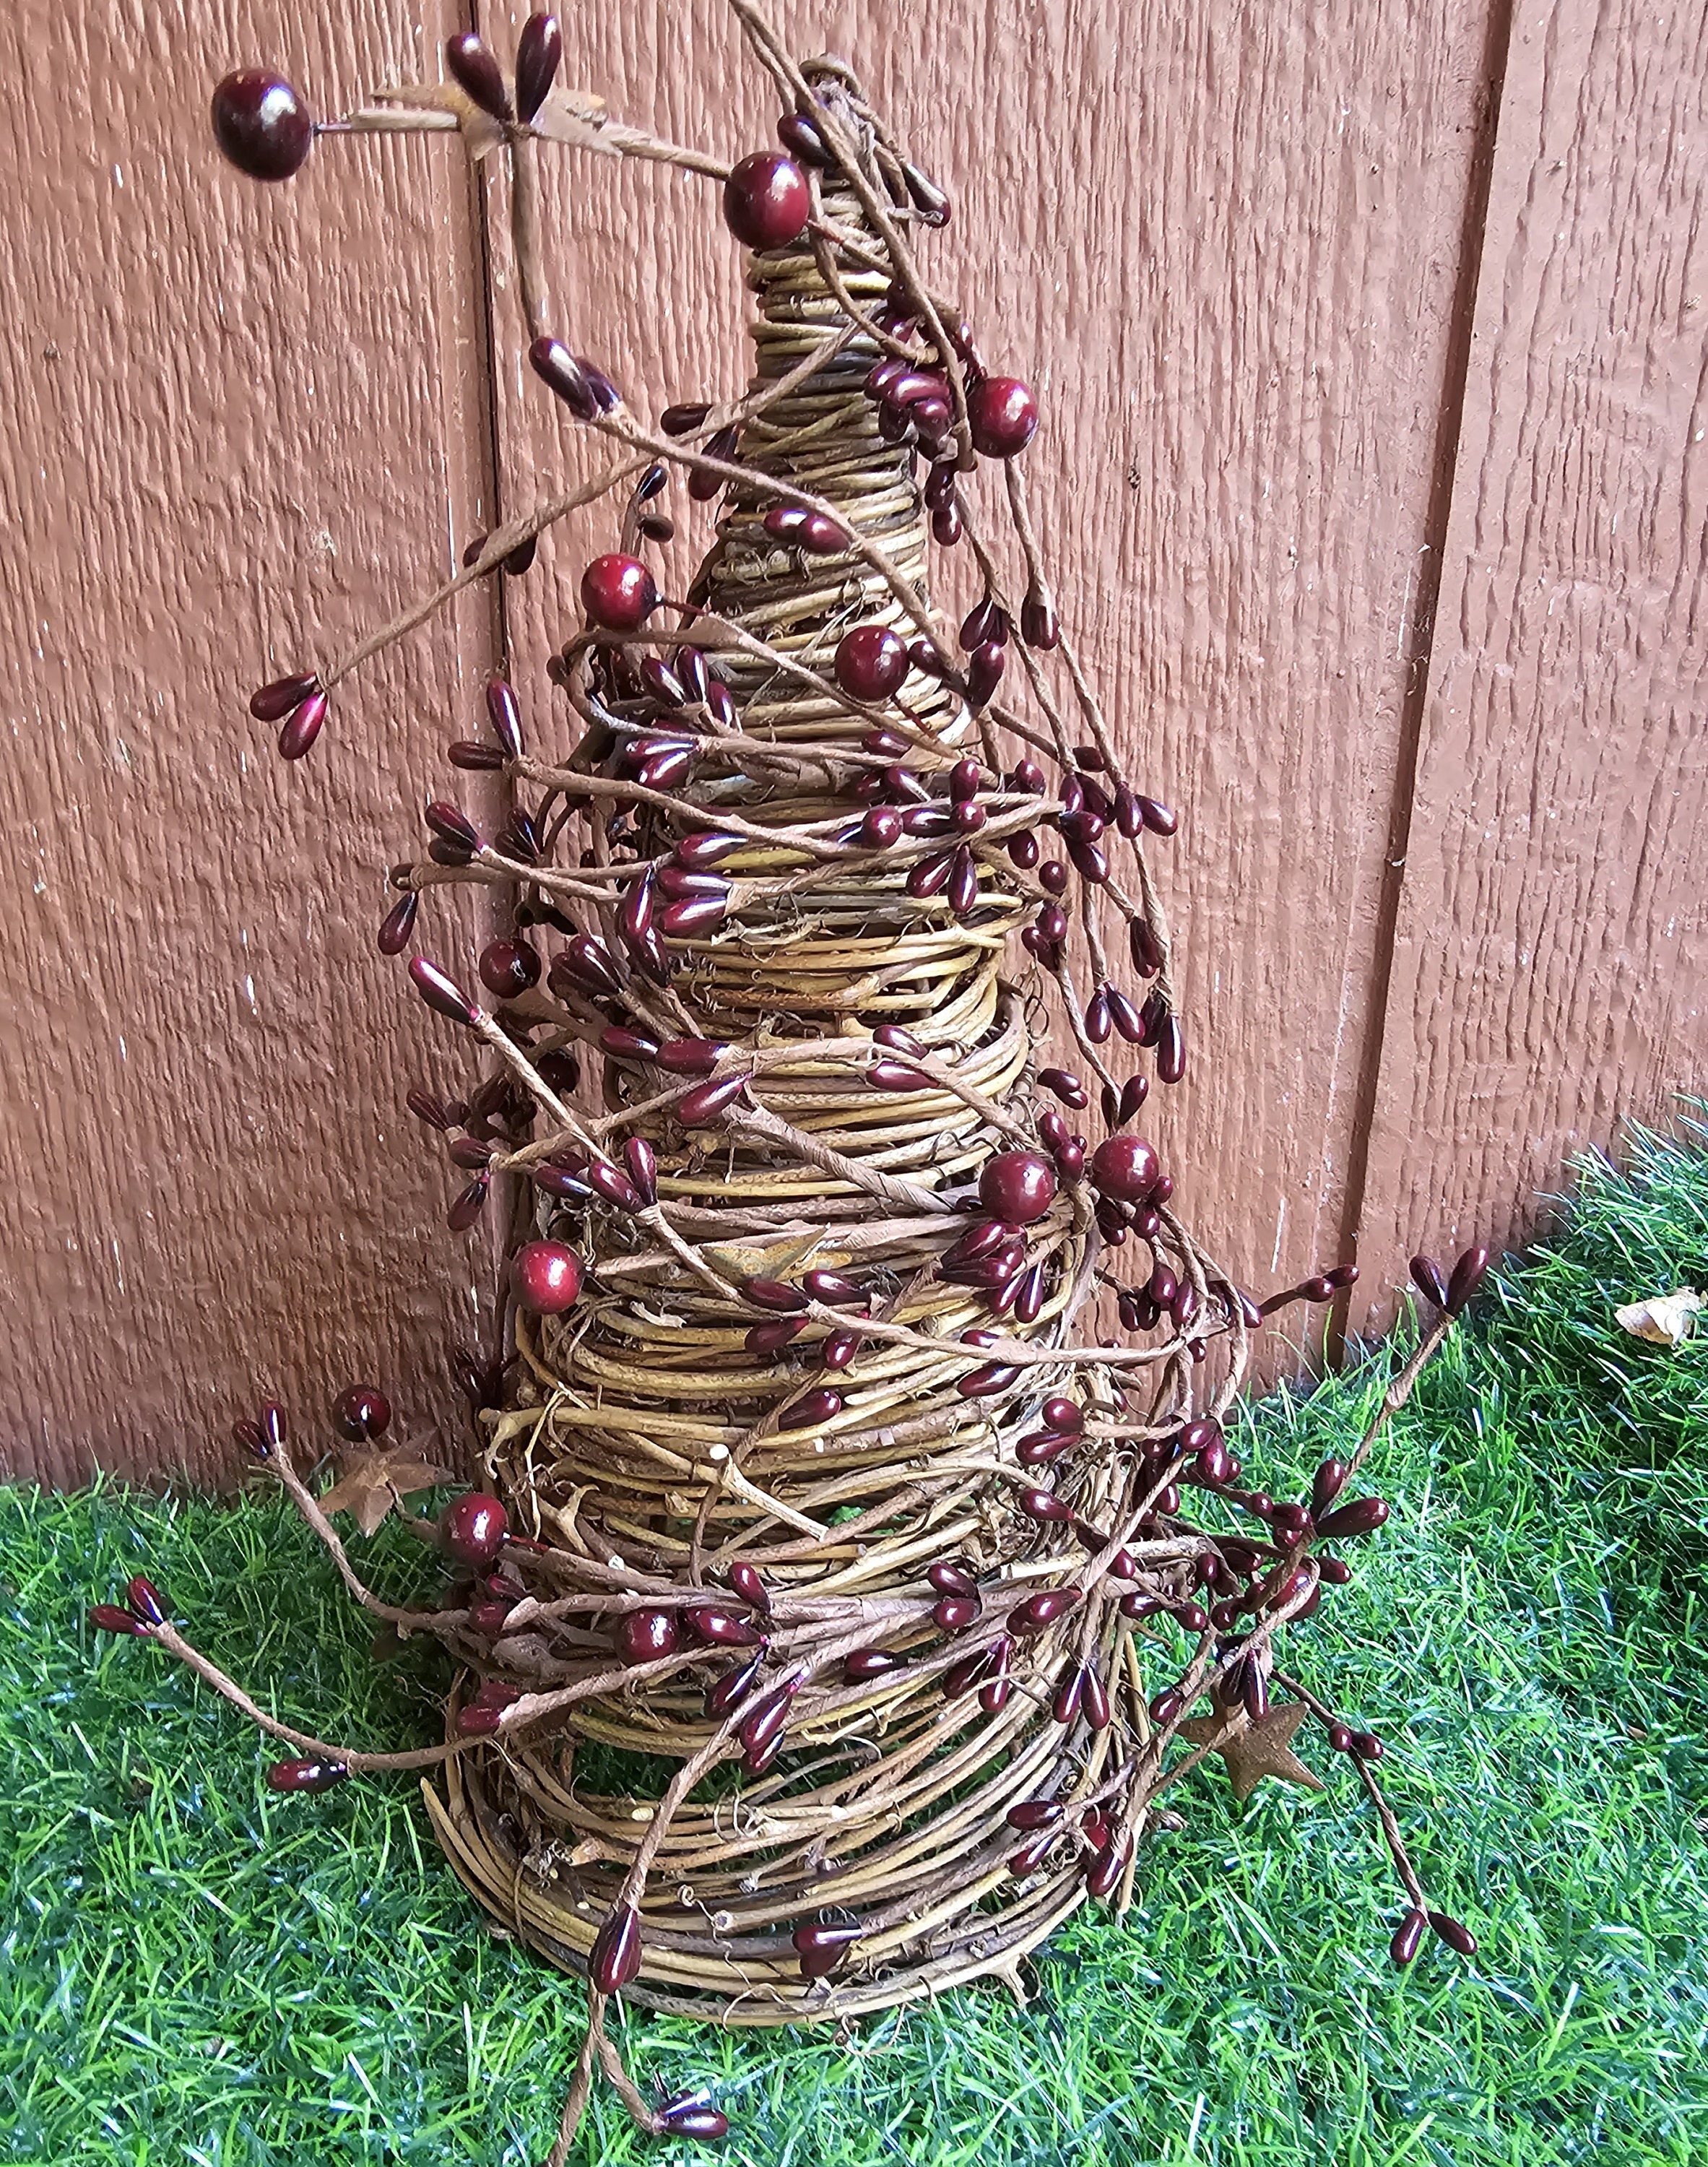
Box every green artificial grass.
[6,1115,1708,2167]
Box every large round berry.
[723,151,811,251]
[1088,1133,1160,1204]
[834,625,909,703]
[332,1384,391,1442]
[511,1239,584,1315]
[211,71,315,183]
[968,374,1039,459]
[979,1150,1058,1226]
[440,1492,508,1567]
[478,936,541,1000]
[580,553,658,632]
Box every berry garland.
[92,10,1487,2156]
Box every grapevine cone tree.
[93,8,1486,2154]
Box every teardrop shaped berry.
[800,1268,867,1310]
[277,689,328,759]
[979,1674,1013,1715]
[440,1492,508,1567]
[451,1162,490,1231]
[844,1647,905,1682]
[408,957,480,1028]
[1019,1487,1071,1523]
[444,30,511,118]
[529,336,596,420]
[1390,1908,1427,1966]
[212,71,315,183]
[704,1651,765,1718]
[927,1560,977,1599]
[802,512,849,553]
[514,11,562,124]
[793,1921,864,1978]
[623,1136,658,1206]
[511,1240,584,1315]
[747,1278,808,1314]
[249,670,320,722]
[655,1037,728,1076]
[1447,1245,1489,1315]
[89,1603,143,1636]
[1017,1429,1074,1467]
[374,893,418,956]
[723,150,810,250]
[1004,1800,1061,1835]
[587,1161,644,1212]
[729,1561,770,1616]
[1085,1831,1132,1900]
[677,1075,746,1125]
[1428,1911,1478,1955]
[657,2095,731,2138]
[1409,1253,1449,1308]
[685,1606,765,1648]
[266,1757,350,1793]
[1051,1661,1084,1725]
[779,1388,842,1430]
[746,1319,802,1356]
[1314,1497,1388,1539]
[932,1596,980,1632]
[943,1648,993,1696]
[1010,1831,1059,1874]
[1008,1587,1081,1633]
[551,933,621,997]
[738,1680,798,1761]
[959,1362,1020,1398]
[590,1902,643,1994]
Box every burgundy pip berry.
[968,374,1039,458]
[834,624,909,703]
[212,71,315,183]
[511,1240,584,1315]
[723,150,812,251]
[581,553,659,631]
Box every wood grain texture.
[477,0,1499,1375]
[1356,0,1708,1326]
[0,0,1550,1486]
[0,2,500,1486]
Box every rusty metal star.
[1177,1698,1327,1804]
[318,1440,456,1536]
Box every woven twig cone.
[89,11,1488,2150]
[430,67,1161,2020]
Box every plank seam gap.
[464,2,516,1364]
[1326,0,1520,1367]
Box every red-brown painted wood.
[4,0,1691,1484]
[0,4,500,1485]
[1355,0,1708,1328]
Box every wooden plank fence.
[0,0,1701,1486]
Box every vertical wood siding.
[0,0,1700,1482]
